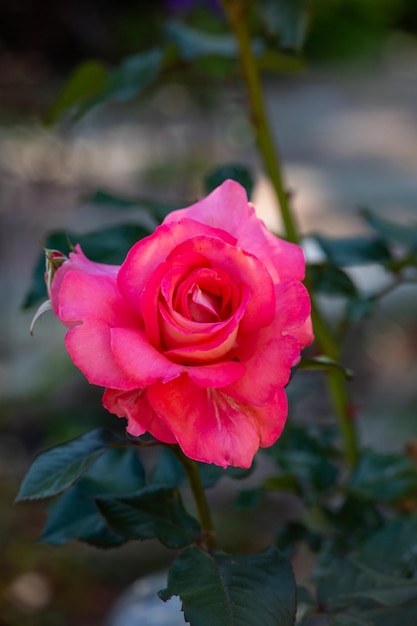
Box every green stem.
[222,0,298,244]
[223,0,359,468]
[172,447,215,550]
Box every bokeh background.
[1,1,417,624]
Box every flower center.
[188,284,222,323]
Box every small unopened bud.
[30,248,68,336]
[44,248,68,297]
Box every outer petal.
[223,280,312,405]
[50,245,119,316]
[110,327,184,385]
[274,279,311,335]
[148,376,257,468]
[257,388,288,448]
[163,180,306,283]
[57,271,140,329]
[56,270,143,389]
[65,322,138,390]
[289,316,314,348]
[224,334,301,406]
[102,388,177,444]
[148,375,287,468]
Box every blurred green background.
[1,1,417,624]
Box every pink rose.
[50,181,313,468]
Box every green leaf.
[345,297,377,323]
[46,61,108,125]
[313,234,392,267]
[358,516,417,577]
[165,20,239,62]
[267,424,339,495]
[16,428,124,501]
[96,485,200,548]
[348,449,417,502]
[197,461,254,489]
[329,616,372,626]
[204,164,254,200]
[257,0,309,50]
[324,494,383,550]
[317,557,417,609]
[42,481,125,548]
[41,447,145,547]
[159,546,296,626]
[366,596,417,626]
[23,224,149,309]
[86,189,179,222]
[151,446,186,488]
[151,447,253,490]
[47,47,165,123]
[99,47,165,104]
[361,208,417,254]
[298,356,354,379]
[308,263,358,298]
[234,487,264,511]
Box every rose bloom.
[50,181,313,468]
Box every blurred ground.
[1,27,417,626]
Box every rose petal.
[256,388,288,447]
[222,280,312,405]
[57,270,140,329]
[163,180,306,283]
[275,279,311,334]
[110,327,183,385]
[118,218,236,314]
[167,236,275,334]
[51,244,119,316]
[290,316,314,347]
[65,321,138,390]
[224,334,301,405]
[187,360,246,388]
[102,388,177,444]
[141,252,207,348]
[148,375,286,468]
[163,319,240,364]
[160,284,249,364]
[147,375,257,468]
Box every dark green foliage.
[41,447,146,547]
[96,485,200,548]
[47,48,165,124]
[298,355,354,379]
[16,428,124,501]
[165,20,238,62]
[257,0,309,50]
[348,449,417,502]
[23,224,150,309]
[316,555,417,620]
[86,189,180,222]
[358,516,417,578]
[204,164,255,200]
[159,546,297,626]
[308,263,358,298]
[266,423,339,497]
[151,446,253,490]
[313,234,392,267]
[361,208,417,263]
